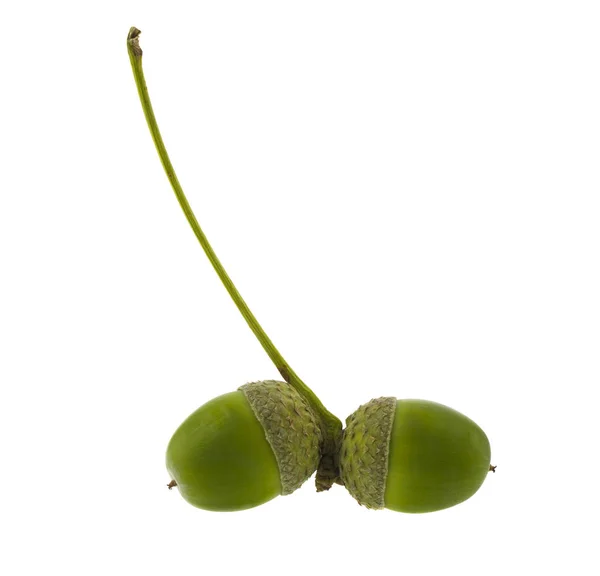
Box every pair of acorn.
[167,383,492,513]
[127,27,493,514]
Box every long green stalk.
[126,27,342,489]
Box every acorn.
[127,27,343,512]
[166,381,323,511]
[339,398,492,513]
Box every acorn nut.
[339,398,492,513]
[166,381,322,511]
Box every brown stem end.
[167,479,178,490]
[489,464,497,473]
[127,27,143,57]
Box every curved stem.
[126,28,342,487]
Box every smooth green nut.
[339,398,491,513]
[166,380,322,511]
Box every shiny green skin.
[384,400,491,513]
[166,391,281,511]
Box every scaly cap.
[239,380,322,495]
[339,397,397,509]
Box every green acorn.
[339,398,492,513]
[127,28,343,512]
[166,381,322,511]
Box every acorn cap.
[239,380,323,495]
[339,397,397,509]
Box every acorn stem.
[126,28,343,479]
[167,479,178,489]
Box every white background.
[1,1,599,574]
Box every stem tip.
[127,27,142,57]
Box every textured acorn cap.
[338,397,397,509]
[239,380,323,495]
